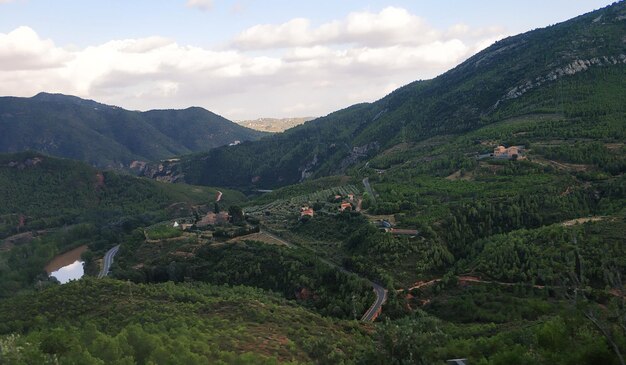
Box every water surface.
[45,245,87,284]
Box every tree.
[229,206,244,224]
[566,256,626,365]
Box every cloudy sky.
[0,0,615,120]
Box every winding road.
[361,283,387,321]
[97,245,120,278]
[262,228,387,322]
[362,177,376,201]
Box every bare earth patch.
[226,232,288,246]
[445,170,473,181]
[562,216,605,226]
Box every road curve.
[361,283,387,321]
[97,245,120,278]
[261,228,387,322]
[362,177,376,201]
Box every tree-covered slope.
[156,1,626,189]
[0,151,244,239]
[0,151,245,297]
[0,279,374,364]
[0,93,266,168]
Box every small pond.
[45,245,88,284]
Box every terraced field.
[245,184,361,222]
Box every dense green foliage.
[1,3,626,364]
[0,152,244,239]
[0,93,266,168]
[0,279,375,364]
[113,235,374,320]
[0,152,245,297]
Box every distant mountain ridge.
[0,93,266,168]
[147,1,626,189]
[236,117,314,132]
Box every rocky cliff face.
[492,54,626,110]
[139,161,185,183]
[338,142,380,172]
[6,157,43,170]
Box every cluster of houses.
[299,193,357,219]
[335,193,356,212]
[294,191,422,238]
[172,211,231,231]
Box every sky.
[0,0,616,120]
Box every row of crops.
[245,184,361,218]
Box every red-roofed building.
[339,202,353,212]
[300,207,315,217]
[493,145,524,160]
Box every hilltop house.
[492,145,525,160]
[339,202,353,212]
[173,220,194,231]
[300,206,315,217]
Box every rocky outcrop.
[129,160,147,171]
[141,161,184,183]
[338,142,380,172]
[299,154,318,182]
[6,157,43,169]
[492,54,626,110]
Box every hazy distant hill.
[152,1,626,189]
[0,93,266,168]
[236,117,314,132]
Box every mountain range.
[0,93,266,168]
[1,3,626,364]
[144,1,626,189]
[236,117,314,133]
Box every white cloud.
[0,7,508,120]
[0,26,72,70]
[186,0,213,11]
[233,7,454,50]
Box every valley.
[0,2,625,365]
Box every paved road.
[97,245,120,278]
[361,283,387,321]
[362,177,376,201]
[262,228,387,322]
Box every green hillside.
[0,151,245,297]
[155,2,625,189]
[1,3,626,365]
[0,279,375,364]
[0,93,266,168]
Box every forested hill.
[0,151,244,240]
[149,1,626,189]
[0,93,266,168]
